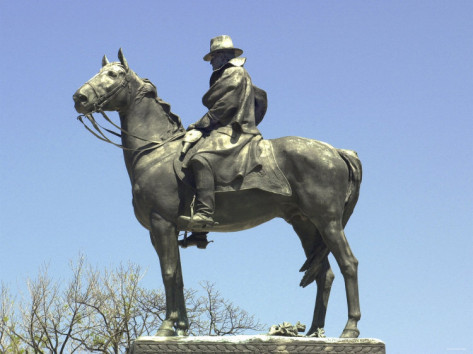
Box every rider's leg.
[190,157,215,224]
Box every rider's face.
[210,52,232,70]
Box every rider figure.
[179,35,266,229]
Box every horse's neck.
[118,76,182,177]
[120,95,171,147]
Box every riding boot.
[189,158,216,226]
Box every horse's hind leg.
[291,215,335,336]
[309,257,334,336]
[317,218,360,338]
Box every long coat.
[187,58,266,186]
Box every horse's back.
[269,136,351,173]
[269,136,360,219]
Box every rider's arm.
[190,112,218,131]
[204,67,245,127]
[193,66,247,131]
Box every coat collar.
[228,57,246,67]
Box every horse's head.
[73,49,132,114]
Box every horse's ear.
[118,48,129,71]
[102,55,110,67]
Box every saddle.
[174,138,292,196]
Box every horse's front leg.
[149,211,188,336]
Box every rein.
[78,111,185,152]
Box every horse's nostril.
[73,92,88,104]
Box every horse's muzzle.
[73,90,92,114]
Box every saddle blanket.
[174,139,292,197]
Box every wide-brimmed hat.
[203,35,243,61]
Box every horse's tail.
[337,149,362,227]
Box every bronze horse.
[73,50,363,338]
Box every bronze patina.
[178,35,267,230]
[73,38,363,338]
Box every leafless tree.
[1,257,265,353]
[190,281,265,336]
[73,262,147,353]
[1,258,96,353]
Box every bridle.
[86,73,129,112]
[77,69,184,152]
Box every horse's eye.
[107,71,118,78]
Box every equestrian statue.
[73,35,363,338]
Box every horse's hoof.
[307,327,326,338]
[340,328,360,338]
[176,328,188,336]
[156,328,176,336]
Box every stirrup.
[178,232,213,249]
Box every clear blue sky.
[1,1,472,352]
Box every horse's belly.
[211,212,276,232]
[211,189,292,232]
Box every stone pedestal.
[129,335,385,353]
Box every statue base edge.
[129,335,386,353]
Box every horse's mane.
[134,74,185,135]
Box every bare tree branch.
[3,259,266,352]
[190,281,266,336]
